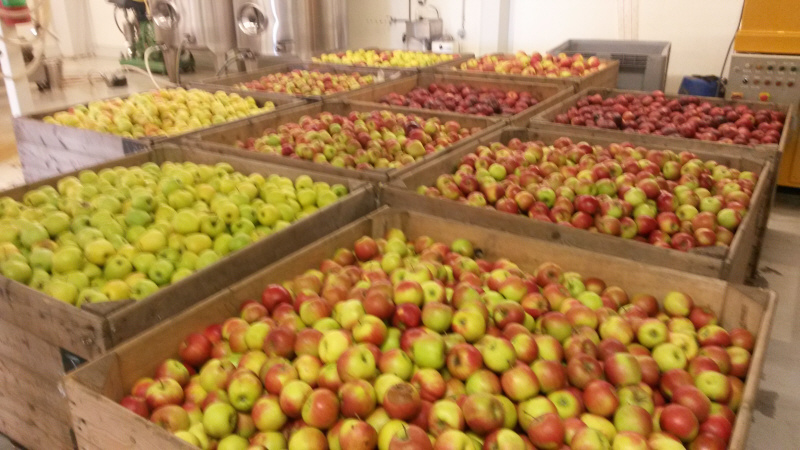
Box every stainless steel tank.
[150,0,238,81]
[233,0,348,60]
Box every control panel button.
[759,92,771,101]
[789,80,796,87]
[731,92,744,99]
[791,67,797,72]
[776,81,782,86]
[742,77,748,85]
[764,80,771,85]
[754,79,760,85]
[767,65,773,71]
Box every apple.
[203,402,238,438]
[613,404,652,436]
[500,365,540,402]
[660,404,699,442]
[447,343,484,380]
[145,378,185,410]
[279,380,313,418]
[383,382,422,421]
[338,419,379,450]
[339,379,377,418]
[462,392,505,435]
[302,388,340,429]
[694,371,730,402]
[526,412,564,449]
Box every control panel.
[726,52,800,104]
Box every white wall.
[638,0,744,93]
[86,0,128,58]
[74,0,744,94]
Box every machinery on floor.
[726,0,800,187]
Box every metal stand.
[0,21,35,116]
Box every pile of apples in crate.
[0,163,348,306]
[457,52,606,78]
[313,49,457,68]
[235,70,376,97]
[42,88,274,138]
[125,230,753,450]
[419,137,757,252]
[552,91,786,146]
[235,111,479,170]
[379,83,539,117]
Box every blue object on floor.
[678,76,722,97]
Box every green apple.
[44,279,79,304]
[227,233,252,253]
[148,259,175,285]
[28,247,54,271]
[172,209,201,235]
[75,227,104,249]
[76,288,110,307]
[132,252,157,273]
[104,255,133,280]
[41,211,71,237]
[202,402,238,438]
[130,192,156,212]
[184,234,212,254]
[19,222,49,248]
[52,246,84,273]
[1,259,32,283]
[131,279,160,300]
[27,268,50,290]
[102,279,131,300]
[84,239,116,266]
[200,216,226,238]
[177,251,199,271]
[125,208,153,227]
[137,229,167,253]
[125,225,147,243]
[195,249,220,271]
[64,270,90,291]
[230,219,255,236]
[256,204,281,227]
[171,267,194,283]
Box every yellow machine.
[727,0,800,187]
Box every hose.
[143,45,163,89]
[215,54,242,77]
[120,65,166,89]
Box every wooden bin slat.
[385,126,773,283]
[0,356,74,449]
[185,99,506,183]
[441,56,621,93]
[13,87,306,183]
[0,318,65,379]
[66,207,775,450]
[335,71,574,127]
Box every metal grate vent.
[612,53,648,70]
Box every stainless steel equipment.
[233,0,348,60]
[150,0,238,82]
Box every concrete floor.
[0,57,799,449]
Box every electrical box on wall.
[726,53,800,104]
[431,39,456,54]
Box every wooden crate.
[532,87,798,163]
[0,145,375,447]
[185,99,506,183]
[336,71,573,126]
[385,126,774,284]
[0,318,75,449]
[186,62,414,102]
[309,48,475,74]
[442,56,620,94]
[0,145,375,362]
[64,206,776,450]
[13,88,305,183]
